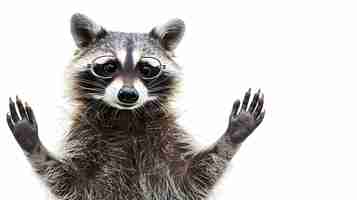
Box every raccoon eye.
[91,56,119,78]
[103,62,117,74]
[137,57,163,79]
[92,61,118,78]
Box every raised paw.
[226,88,265,144]
[6,96,39,153]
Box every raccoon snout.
[117,86,139,105]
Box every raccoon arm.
[183,88,266,188]
[184,134,240,191]
[28,143,81,197]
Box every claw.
[6,112,14,132]
[254,93,264,118]
[230,99,240,118]
[25,102,37,128]
[241,88,251,111]
[16,96,27,119]
[248,89,260,113]
[9,98,19,123]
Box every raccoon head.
[67,13,185,112]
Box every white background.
[0,0,356,199]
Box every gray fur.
[71,13,106,48]
[150,18,185,52]
[6,13,265,200]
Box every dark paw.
[6,96,39,153]
[227,89,265,143]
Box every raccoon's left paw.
[226,89,265,144]
[6,96,39,153]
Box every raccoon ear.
[150,18,185,52]
[70,13,107,48]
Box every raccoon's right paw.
[6,96,39,154]
[226,89,265,144]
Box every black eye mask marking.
[144,71,176,99]
[75,69,112,98]
[91,60,120,78]
[89,56,121,79]
[136,57,165,80]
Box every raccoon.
[6,13,265,200]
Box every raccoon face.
[68,13,185,110]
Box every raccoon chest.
[93,154,176,199]
[111,142,180,193]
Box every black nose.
[117,86,139,105]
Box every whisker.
[78,86,105,92]
[147,75,172,88]
[148,87,174,93]
[77,82,106,89]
